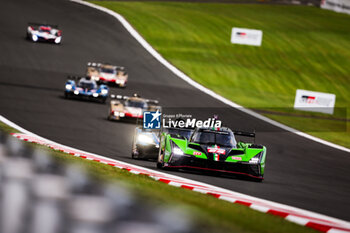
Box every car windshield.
[101,68,116,74]
[165,128,193,139]
[192,131,236,147]
[78,81,96,90]
[125,100,146,109]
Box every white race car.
[108,94,160,121]
[26,23,62,44]
[87,62,128,87]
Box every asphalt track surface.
[0,0,349,221]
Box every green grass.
[0,122,318,233]
[0,121,19,134]
[90,1,350,147]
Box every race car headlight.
[137,134,154,145]
[65,84,72,90]
[32,34,38,42]
[92,93,99,98]
[101,89,108,95]
[54,37,61,44]
[74,90,79,95]
[114,111,125,117]
[173,147,184,156]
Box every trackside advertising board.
[231,27,263,46]
[321,0,350,15]
[294,89,336,114]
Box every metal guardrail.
[0,131,195,233]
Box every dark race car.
[131,127,160,160]
[132,125,193,160]
[157,126,267,181]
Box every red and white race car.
[26,23,62,44]
[108,94,161,122]
[86,62,128,87]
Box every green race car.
[157,127,267,181]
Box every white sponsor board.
[294,89,336,114]
[321,0,350,15]
[231,27,263,46]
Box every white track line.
[70,0,349,154]
[1,115,350,233]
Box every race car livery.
[86,62,128,87]
[157,127,267,181]
[131,126,193,160]
[26,23,62,44]
[64,76,109,103]
[108,94,160,121]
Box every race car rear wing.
[28,22,59,28]
[233,130,256,143]
[110,94,128,100]
[233,131,255,138]
[146,99,159,105]
[87,62,101,67]
[87,62,126,71]
[110,94,159,104]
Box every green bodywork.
[160,132,267,176]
